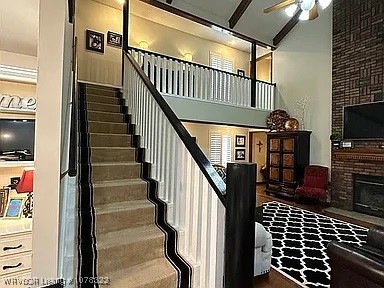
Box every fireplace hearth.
[354,174,384,218]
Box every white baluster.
[179,62,184,97]
[161,57,167,94]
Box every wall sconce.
[184,53,193,62]
[139,41,149,50]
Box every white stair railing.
[124,52,226,288]
[130,48,276,111]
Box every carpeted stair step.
[87,94,121,105]
[104,258,177,288]
[87,86,118,97]
[97,225,165,275]
[88,121,127,134]
[87,102,121,113]
[91,162,141,182]
[89,133,131,148]
[95,200,154,234]
[93,179,147,205]
[91,147,135,163]
[87,111,124,123]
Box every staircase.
[79,83,178,287]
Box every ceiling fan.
[263,0,332,21]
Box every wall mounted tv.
[343,102,384,140]
[0,119,35,161]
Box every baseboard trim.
[77,83,99,288]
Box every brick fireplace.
[331,0,384,213]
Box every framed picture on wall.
[86,29,104,53]
[235,149,246,161]
[237,69,245,77]
[107,31,122,48]
[0,188,9,217]
[4,197,24,219]
[235,135,246,147]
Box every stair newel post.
[225,163,256,288]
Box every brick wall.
[332,0,384,210]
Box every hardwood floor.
[253,184,373,288]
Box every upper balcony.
[129,47,276,127]
[128,0,277,128]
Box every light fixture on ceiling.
[285,4,298,17]
[265,0,332,21]
[139,41,149,50]
[184,53,193,62]
[300,0,315,11]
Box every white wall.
[32,0,69,280]
[165,94,269,128]
[130,14,251,75]
[273,8,332,169]
[0,50,37,69]
[76,0,122,86]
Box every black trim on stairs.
[77,83,99,288]
[129,128,193,288]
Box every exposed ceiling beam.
[166,0,173,4]
[228,0,252,29]
[273,9,301,46]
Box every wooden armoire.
[265,131,311,198]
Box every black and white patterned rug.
[263,201,369,288]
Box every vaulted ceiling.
[155,0,330,46]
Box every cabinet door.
[283,169,294,183]
[269,167,280,181]
[270,139,280,152]
[283,139,295,152]
[283,154,294,168]
[270,153,280,166]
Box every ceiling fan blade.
[263,0,296,13]
[309,4,319,20]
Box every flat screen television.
[0,119,35,160]
[343,102,384,140]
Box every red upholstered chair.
[295,165,329,201]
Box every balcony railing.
[129,47,276,111]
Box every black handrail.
[125,50,226,205]
[130,46,277,86]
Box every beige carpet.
[85,84,177,288]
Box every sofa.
[254,222,272,276]
[327,226,384,288]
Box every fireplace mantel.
[333,149,384,162]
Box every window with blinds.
[209,133,232,166]
[210,52,234,100]
[210,52,234,72]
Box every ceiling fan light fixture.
[299,10,310,20]
[318,0,332,9]
[285,4,298,17]
[300,0,315,11]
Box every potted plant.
[330,132,342,148]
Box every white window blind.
[223,59,234,72]
[210,52,222,70]
[210,133,232,166]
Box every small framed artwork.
[86,29,104,53]
[235,149,246,161]
[9,177,21,190]
[235,135,246,147]
[0,188,10,217]
[237,69,245,77]
[4,197,24,219]
[107,31,122,48]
